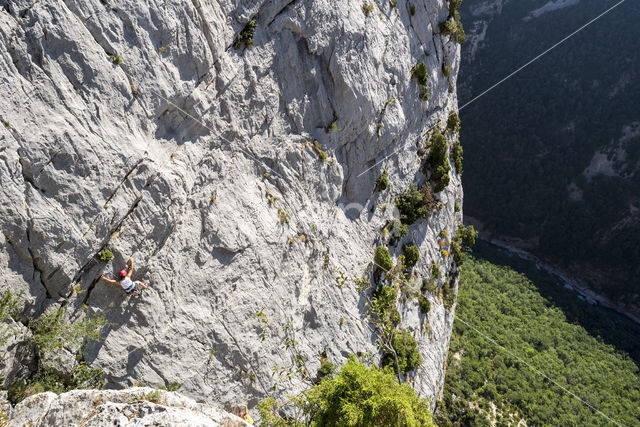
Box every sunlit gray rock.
[8,388,240,426]
[0,0,462,412]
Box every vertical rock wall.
[0,0,462,410]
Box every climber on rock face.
[100,256,148,297]
[236,404,253,425]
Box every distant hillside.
[458,0,640,319]
[435,242,640,426]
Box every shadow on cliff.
[472,240,640,366]
[5,238,50,315]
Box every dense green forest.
[435,242,640,426]
[458,0,640,312]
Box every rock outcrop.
[0,0,462,413]
[5,387,242,426]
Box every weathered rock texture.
[0,0,462,412]
[6,387,242,426]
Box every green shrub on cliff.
[411,62,429,101]
[396,183,435,224]
[451,140,463,174]
[381,328,423,375]
[439,19,465,44]
[374,246,393,272]
[96,247,113,263]
[402,243,420,268]
[446,111,460,133]
[426,133,451,192]
[375,172,389,191]
[234,19,257,49]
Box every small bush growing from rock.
[418,295,431,315]
[442,281,456,310]
[390,0,398,7]
[402,243,420,268]
[427,133,447,167]
[97,247,113,263]
[382,328,423,375]
[396,183,435,225]
[110,54,122,65]
[8,363,105,403]
[448,0,463,15]
[318,150,327,162]
[443,64,452,77]
[374,246,393,272]
[32,307,107,354]
[234,19,257,49]
[375,173,389,191]
[410,5,417,15]
[363,2,375,16]
[370,285,401,328]
[315,356,335,384]
[426,133,451,192]
[0,290,20,346]
[411,62,429,101]
[446,111,460,133]
[160,382,182,392]
[432,261,441,279]
[439,19,465,44]
[8,307,108,403]
[451,140,463,173]
[455,224,478,248]
[312,140,327,162]
[385,219,407,246]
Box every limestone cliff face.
[0,0,462,412]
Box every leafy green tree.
[369,285,400,331]
[382,329,423,375]
[302,357,435,426]
[258,397,292,427]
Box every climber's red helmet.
[119,269,127,278]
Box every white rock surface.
[0,0,462,412]
[8,387,241,426]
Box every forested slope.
[459,0,640,319]
[436,242,640,426]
